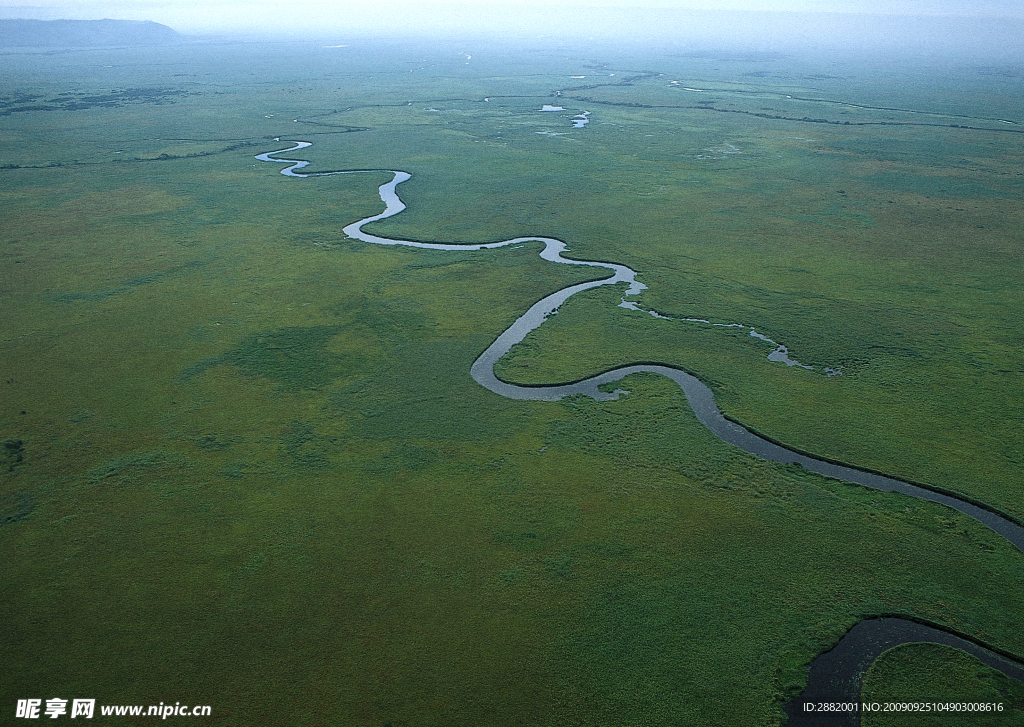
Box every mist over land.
[2,1,1024,62]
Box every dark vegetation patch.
[68,409,95,423]
[225,325,352,391]
[0,492,35,525]
[53,260,209,302]
[0,87,190,117]
[1,139,272,171]
[344,297,435,345]
[85,450,182,485]
[177,355,223,383]
[975,65,1024,79]
[180,325,361,392]
[280,420,337,469]
[111,138,274,164]
[3,438,25,472]
[192,433,234,451]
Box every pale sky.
[1,0,1022,47]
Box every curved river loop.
[255,141,1024,723]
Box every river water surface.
[256,141,1024,723]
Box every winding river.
[256,141,1024,722]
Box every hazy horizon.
[2,2,1023,61]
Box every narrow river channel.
[256,141,1024,723]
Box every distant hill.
[0,19,181,48]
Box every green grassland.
[1,39,1023,725]
[862,643,1024,726]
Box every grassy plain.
[862,643,1024,726]
[1,38,1022,725]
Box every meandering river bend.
[256,141,1024,722]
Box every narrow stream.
[256,141,1024,721]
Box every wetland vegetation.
[1,32,1022,725]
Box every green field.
[863,643,1024,726]
[1,38,1023,725]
